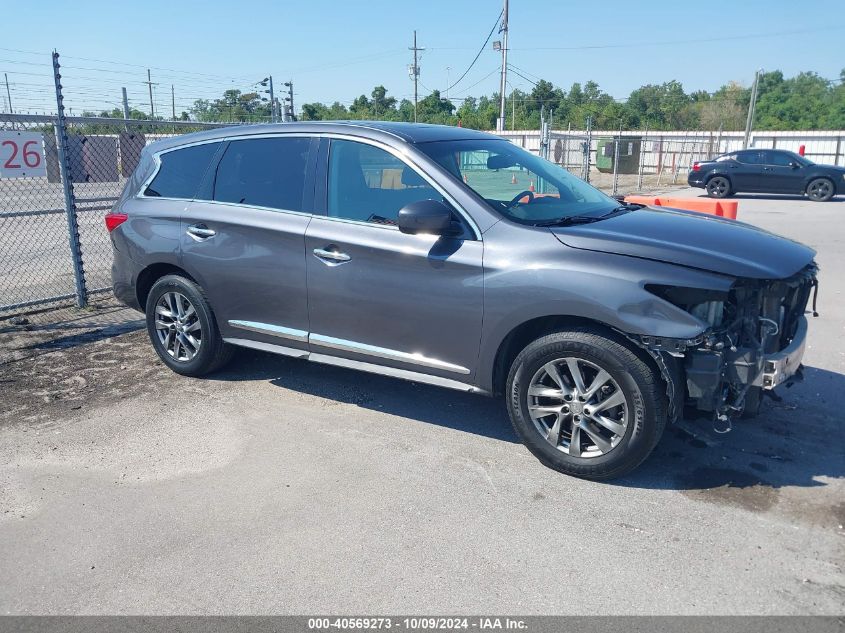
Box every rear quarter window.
[143,142,222,199]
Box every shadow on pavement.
[212,348,518,444]
[213,348,845,493]
[619,365,845,493]
[0,297,143,364]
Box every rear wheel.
[145,275,234,376]
[806,178,834,202]
[706,176,731,198]
[506,329,667,480]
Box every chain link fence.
[0,114,227,314]
[0,110,232,363]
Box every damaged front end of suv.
[642,263,818,431]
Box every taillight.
[105,212,128,232]
[692,162,701,172]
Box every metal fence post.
[52,51,88,308]
[611,131,620,197]
[584,115,592,184]
[637,123,648,191]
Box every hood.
[550,206,816,279]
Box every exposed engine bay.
[637,263,818,431]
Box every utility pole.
[171,84,176,120]
[268,76,276,122]
[445,66,451,102]
[259,76,278,122]
[409,31,424,123]
[143,69,157,118]
[121,87,130,131]
[4,73,12,114]
[743,69,762,149]
[497,0,509,132]
[284,80,294,121]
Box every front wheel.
[706,176,731,198]
[806,178,834,202]
[506,329,667,480]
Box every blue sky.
[2,0,843,115]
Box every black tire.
[145,274,234,376]
[705,176,731,199]
[806,177,834,202]
[741,386,763,419]
[506,328,667,480]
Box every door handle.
[186,224,216,240]
[313,247,351,265]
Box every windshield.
[417,139,619,224]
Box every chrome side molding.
[309,333,471,375]
[226,320,471,375]
[222,337,487,396]
[228,320,308,343]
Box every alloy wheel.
[154,291,202,362]
[707,177,729,198]
[527,357,629,458]
[807,179,832,201]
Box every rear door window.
[211,137,310,211]
[144,142,222,199]
[735,151,762,165]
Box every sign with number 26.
[0,131,47,178]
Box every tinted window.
[735,151,761,165]
[212,137,310,211]
[327,139,441,225]
[762,151,796,166]
[144,142,221,198]
[715,153,736,162]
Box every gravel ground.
[0,188,842,615]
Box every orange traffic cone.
[511,173,518,185]
[529,180,535,192]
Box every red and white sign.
[0,131,47,178]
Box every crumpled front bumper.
[755,315,808,389]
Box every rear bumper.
[687,173,706,188]
[755,315,808,389]
[111,247,143,311]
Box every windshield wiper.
[602,203,643,216]
[535,215,604,227]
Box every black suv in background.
[689,148,845,201]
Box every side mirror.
[789,161,801,169]
[397,199,454,235]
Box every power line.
[442,7,503,94]
[511,25,845,50]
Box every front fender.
[476,224,735,392]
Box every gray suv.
[107,122,817,480]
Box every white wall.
[498,129,845,170]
